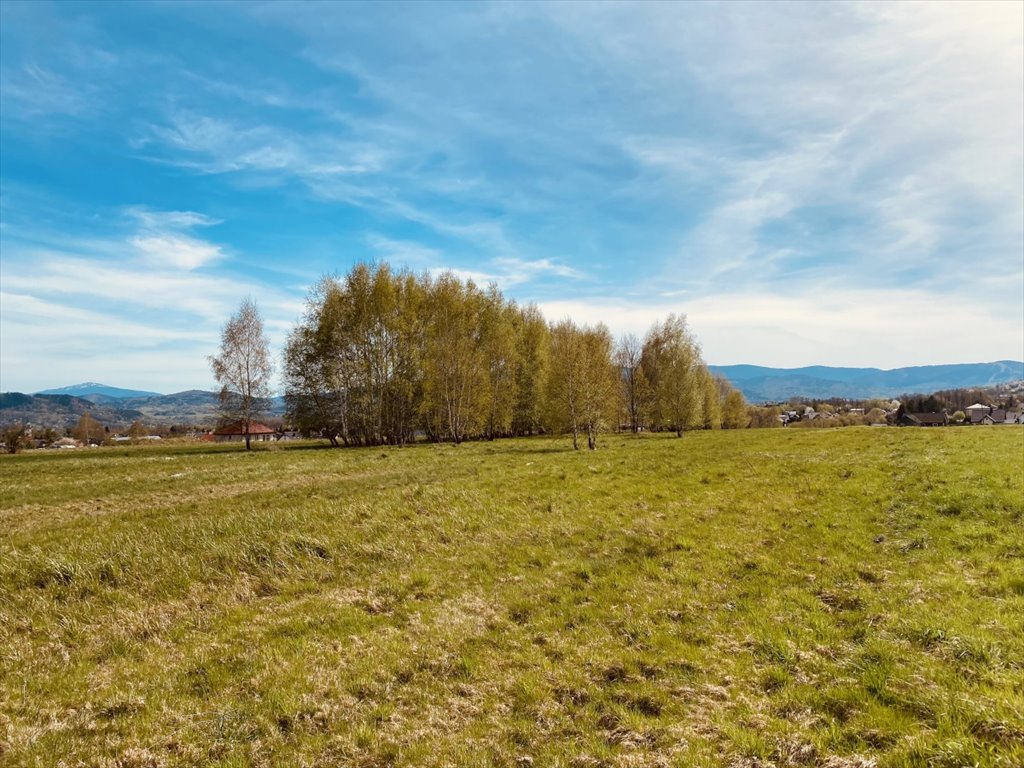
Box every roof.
[965,403,990,410]
[904,412,947,425]
[213,420,276,436]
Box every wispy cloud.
[0,206,300,391]
[125,207,225,270]
[128,235,222,271]
[493,257,584,283]
[0,63,92,119]
[1,1,1020,392]
[422,256,583,291]
[605,1,1023,294]
[143,110,388,178]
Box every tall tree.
[545,320,617,450]
[700,369,723,430]
[421,273,486,443]
[544,319,585,449]
[510,304,549,436]
[577,324,619,449]
[209,297,273,450]
[283,314,346,445]
[641,314,703,437]
[615,333,649,433]
[479,286,518,439]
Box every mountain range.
[3,361,1022,427]
[708,360,1024,402]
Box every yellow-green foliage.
[1,428,1022,767]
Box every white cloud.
[0,237,302,393]
[425,256,584,291]
[123,206,226,270]
[427,266,499,287]
[129,235,222,270]
[3,1,1020,391]
[574,1,1024,294]
[1,292,208,344]
[1,252,292,325]
[145,111,388,178]
[0,292,213,393]
[128,209,222,230]
[538,289,1023,370]
[494,257,584,282]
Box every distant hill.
[9,361,1023,426]
[710,360,1024,402]
[35,382,163,399]
[0,393,143,429]
[1,389,285,429]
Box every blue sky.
[1,0,1022,394]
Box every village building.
[965,403,993,424]
[899,412,948,427]
[210,420,277,443]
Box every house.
[978,409,1014,425]
[900,412,948,427]
[966,404,1022,425]
[212,420,277,443]
[965,403,992,424]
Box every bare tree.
[209,297,273,450]
[2,423,29,454]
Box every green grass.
[1,428,1022,767]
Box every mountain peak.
[35,383,164,399]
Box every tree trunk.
[572,427,579,450]
[587,424,597,450]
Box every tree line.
[244,263,749,450]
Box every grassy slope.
[1,428,1022,768]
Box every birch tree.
[615,333,649,433]
[421,273,486,443]
[545,320,617,449]
[209,297,273,450]
[578,323,619,449]
[511,304,549,436]
[642,314,702,437]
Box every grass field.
[1,428,1022,767]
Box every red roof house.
[211,420,277,443]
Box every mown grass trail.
[1,428,1022,767]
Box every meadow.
[1,427,1021,768]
